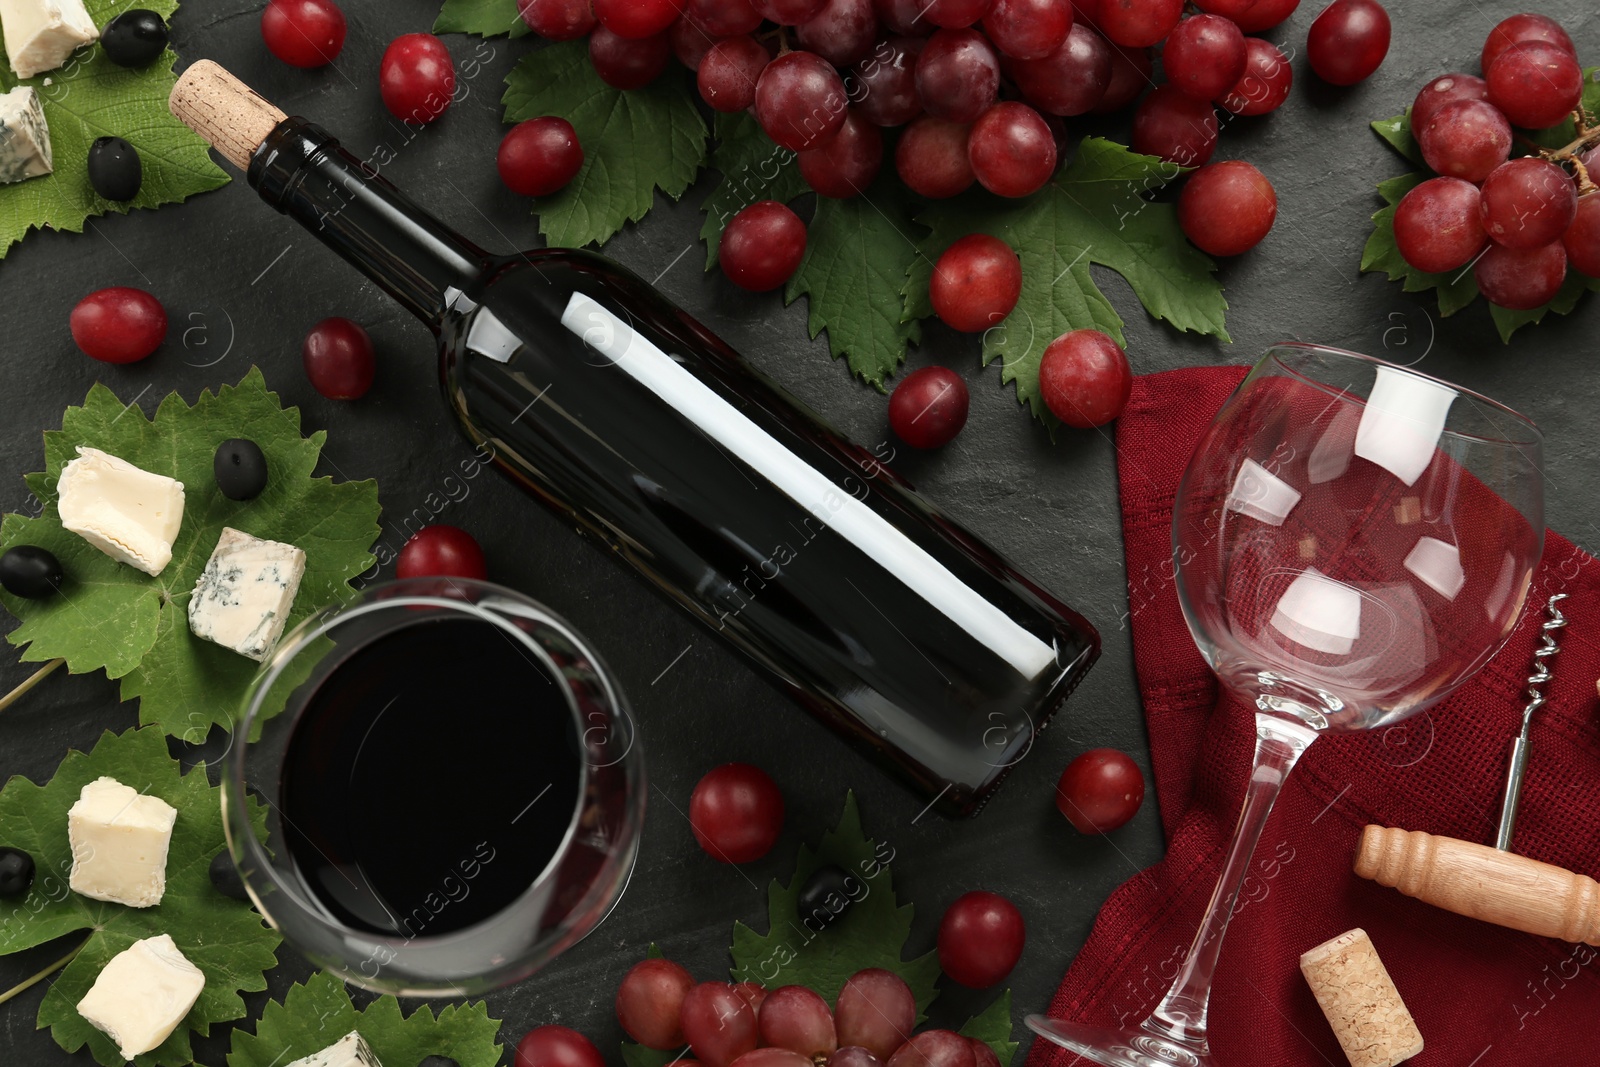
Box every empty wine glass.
[1027,344,1545,1066]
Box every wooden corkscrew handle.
[1354,826,1600,945]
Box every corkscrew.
[1355,594,1600,947]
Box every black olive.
[796,863,856,930]
[209,850,250,901]
[214,438,269,501]
[101,10,169,68]
[0,847,35,898]
[87,136,142,201]
[0,545,64,599]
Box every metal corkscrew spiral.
[1494,593,1569,851]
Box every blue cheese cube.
[284,1031,386,1067]
[75,934,205,1061]
[0,85,50,184]
[68,776,177,907]
[0,0,99,79]
[188,527,306,662]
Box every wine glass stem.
[1141,710,1319,1054]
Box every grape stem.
[0,657,65,714]
[0,933,90,1007]
[1530,108,1600,196]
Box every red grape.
[1481,12,1575,75]
[755,51,849,151]
[895,115,975,198]
[1006,22,1111,116]
[798,109,883,197]
[1566,194,1600,278]
[260,0,346,68]
[967,1043,1000,1067]
[591,27,672,89]
[1305,0,1389,86]
[796,0,880,65]
[687,0,764,35]
[1416,98,1510,184]
[699,36,771,112]
[1474,240,1566,309]
[1090,41,1153,113]
[516,1026,606,1067]
[889,367,970,449]
[886,1031,974,1067]
[924,0,995,28]
[1479,157,1577,250]
[594,0,681,38]
[1192,0,1298,32]
[967,101,1055,197]
[1130,85,1217,166]
[1218,37,1292,116]
[70,287,166,364]
[689,763,785,862]
[397,525,487,580]
[1096,0,1180,48]
[758,986,837,1057]
[1485,41,1582,130]
[1163,14,1245,101]
[832,1050,886,1067]
[834,970,916,1061]
[1055,748,1144,832]
[498,117,583,197]
[379,34,455,124]
[682,984,760,1067]
[720,202,807,292]
[1178,160,1276,256]
[874,0,932,34]
[1038,329,1131,428]
[731,1052,812,1067]
[734,982,768,1014]
[517,0,597,39]
[929,234,1022,332]
[755,0,829,21]
[915,29,1001,123]
[616,957,694,1049]
[302,317,376,399]
[854,37,925,126]
[936,891,1025,988]
[1409,72,1487,130]
[1393,176,1486,273]
[1070,0,1102,26]
[982,0,1071,60]
[669,17,721,70]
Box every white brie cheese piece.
[76,934,204,1061]
[0,85,51,184]
[68,776,177,908]
[0,0,98,79]
[57,447,186,577]
[188,527,306,662]
[284,1030,386,1067]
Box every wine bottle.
[169,62,1100,817]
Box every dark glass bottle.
[248,117,1099,817]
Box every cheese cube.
[58,447,186,577]
[68,776,177,907]
[0,85,51,184]
[76,934,205,1062]
[188,527,306,662]
[0,0,99,79]
[285,1031,386,1067]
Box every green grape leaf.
[227,969,503,1067]
[729,792,941,1014]
[0,368,382,741]
[433,0,532,37]
[904,138,1229,423]
[0,727,280,1067]
[699,110,810,269]
[784,176,926,390]
[0,0,229,260]
[502,40,709,248]
[959,991,1019,1067]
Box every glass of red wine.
[224,578,644,996]
[1027,344,1545,1066]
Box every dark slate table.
[2,1,1595,1064]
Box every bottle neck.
[248,118,487,326]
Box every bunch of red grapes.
[1393,12,1600,311]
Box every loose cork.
[1300,929,1423,1067]
[168,60,286,171]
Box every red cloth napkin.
[1029,367,1600,1067]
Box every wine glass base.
[1026,1015,1211,1067]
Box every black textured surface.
[1,2,1596,1064]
